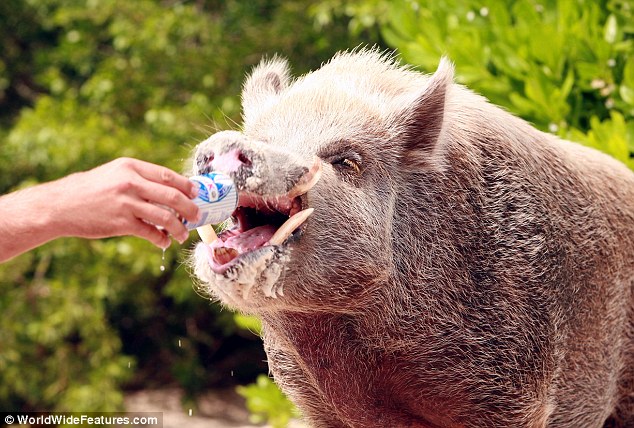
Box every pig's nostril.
[208,148,252,173]
[197,153,215,174]
[237,151,252,167]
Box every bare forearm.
[0,158,201,263]
[0,181,62,262]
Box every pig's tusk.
[268,208,314,246]
[197,224,218,244]
[287,157,322,198]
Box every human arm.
[0,157,200,262]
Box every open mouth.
[204,195,313,273]
[199,159,321,274]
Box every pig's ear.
[241,56,291,124]
[399,57,454,170]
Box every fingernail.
[179,230,189,243]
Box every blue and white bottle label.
[184,172,238,230]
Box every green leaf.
[568,112,632,166]
[621,85,634,105]
[233,314,263,336]
[604,13,619,44]
[237,375,300,428]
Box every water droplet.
[188,409,192,417]
[160,248,166,272]
[231,370,234,377]
[128,361,131,368]
[178,339,182,347]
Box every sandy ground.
[125,388,306,428]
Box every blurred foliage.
[233,313,263,336]
[237,374,301,428]
[325,0,634,169]
[2,0,633,427]
[0,0,370,416]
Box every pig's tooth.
[213,247,239,265]
[287,157,322,198]
[268,208,314,246]
[197,225,218,244]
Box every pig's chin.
[192,192,312,311]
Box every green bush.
[380,0,634,169]
[0,0,368,415]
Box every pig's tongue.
[206,208,315,272]
[210,225,276,265]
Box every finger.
[131,159,199,199]
[135,180,200,224]
[132,201,190,243]
[131,220,172,249]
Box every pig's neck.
[261,312,461,428]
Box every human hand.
[48,157,200,248]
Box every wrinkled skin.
[191,50,634,427]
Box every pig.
[190,49,634,427]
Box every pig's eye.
[332,157,361,175]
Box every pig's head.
[191,50,453,314]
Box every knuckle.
[114,179,136,194]
[159,167,174,184]
[160,210,174,226]
[115,198,132,213]
[114,157,134,169]
[165,189,180,205]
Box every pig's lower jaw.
[193,242,290,309]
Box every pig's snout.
[194,130,320,198]
[197,148,253,175]
[194,130,256,178]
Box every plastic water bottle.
[183,172,238,230]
